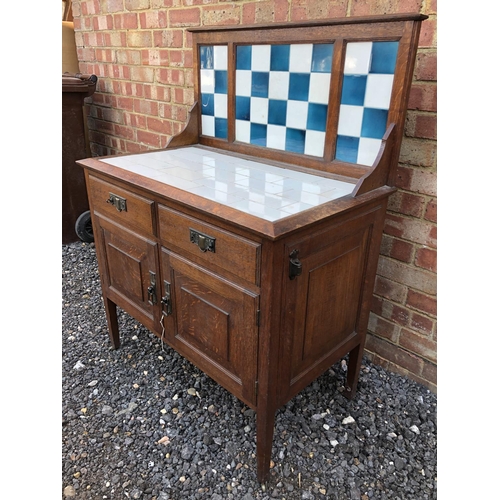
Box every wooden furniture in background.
[77,13,427,482]
[62,73,97,243]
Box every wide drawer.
[88,175,155,236]
[158,205,261,285]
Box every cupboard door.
[282,218,375,398]
[161,248,259,407]
[94,215,159,331]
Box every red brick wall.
[71,0,437,392]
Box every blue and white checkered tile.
[335,41,399,166]
[200,45,229,139]
[235,43,333,157]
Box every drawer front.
[88,175,155,235]
[158,205,261,285]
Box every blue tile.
[214,70,228,94]
[285,128,306,154]
[341,75,367,106]
[236,45,252,70]
[268,99,287,126]
[235,96,251,121]
[271,44,290,71]
[199,46,214,70]
[361,108,388,139]
[306,103,328,132]
[336,135,359,163]
[251,72,269,98]
[215,118,228,139]
[312,43,333,73]
[250,123,267,146]
[200,93,214,116]
[371,41,399,74]
[288,73,310,101]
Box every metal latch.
[161,280,172,316]
[106,192,127,212]
[289,249,302,280]
[189,228,216,253]
[147,271,157,305]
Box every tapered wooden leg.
[103,296,120,349]
[256,406,276,483]
[344,340,365,400]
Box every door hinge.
[256,309,260,327]
[255,380,259,399]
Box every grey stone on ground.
[62,242,437,499]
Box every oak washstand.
[77,13,427,482]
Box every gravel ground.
[62,241,437,500]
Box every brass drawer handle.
[189,228,216,253]
[106,192,127,212]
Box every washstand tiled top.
[102,147,354,222]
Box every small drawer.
[88,175,155,235]
[158,205,261,285]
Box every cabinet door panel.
[95,215,159,328]
[282,214,377,397]
[161,249,259,407]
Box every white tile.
[308,73,331,104]
[266,124,287,150]
[261,182,290,195]
[357,137,382,166]
[250,97,269,124]
[157,176,204,192]
[251,44,271,72]
[227,198,286,222]
[164,166,208,181]
[235,119,251,143]
[344,42,372,75]
[253,169,284,183]
[248,191,291,210]
[282,188,329,206]
[213,169,249,184]
[289,44,313,73]
[129,156,166,170]
[236,70,252,96]
[201,115,215,137]
[364,74,394,109]
[206,179,240,193]
[214,93,228,118]
[159,150,200,164]
[280,201,316,215]
[189,185,243,205]
[199,155,234,170]
[213,45,228,70]
[279,178,319,193]
[337,104,363,137]
[236,177,284,195]
[320,186,353,199]
[198,166,216,177]
[268,72,290,100]
[286,100,308,129]
[200,69,215,93]
[304,130,326,157]
[234,165,251,176]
